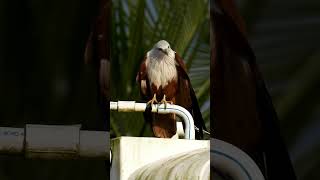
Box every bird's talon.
[160,95,173,109]
[146,94,158,107]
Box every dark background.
[0,0,108,179]
[236,0,320,179]
[0,0,319,179]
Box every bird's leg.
[146,94,158,106]
[160,95,173,109]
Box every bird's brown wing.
[175,53,207,139]
[136,56,149,100]
[136,56,153,125]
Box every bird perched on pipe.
[136,40,207,139]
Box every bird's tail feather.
[152,114,177,138]
[189,88,207,139]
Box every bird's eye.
[157,48,161,51]
[168,46,170,48]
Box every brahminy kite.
[136,40,207,139]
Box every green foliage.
[110,0,210,137]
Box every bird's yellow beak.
[158,48,169,55]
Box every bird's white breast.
[146,51,177,89]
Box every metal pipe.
[110,101,195,140]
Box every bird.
[136,40,207,139]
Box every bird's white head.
[150,40,175,59]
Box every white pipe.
[0,125,109,159]
[211,138,265,180]
[110,101,195,140]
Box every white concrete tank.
[110,137,210,180]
